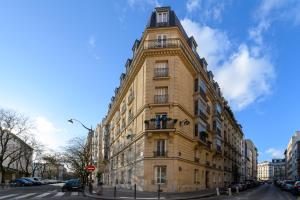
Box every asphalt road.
[0,183,91,199]
[207,183,298,200]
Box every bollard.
[157,184,161,200]
[216,187,220,196]
[236,186,239,194]
[134,184,137,199]
[114,186,117,200]
[228,188,232,196]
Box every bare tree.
[18,135,45,177]
[62,137,91,185]
[0,108,32,184]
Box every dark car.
[62,179,83,192]
[282,180,296,191]
[10,178,33,187]
[293,181,300,195]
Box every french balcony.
[154,68,169,78]
[154,94,168,104]
[145,118,177,130]
[153,151,168,157]
[198,110,209,121]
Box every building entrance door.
[205,171,209,188]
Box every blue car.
[22,178,42,186]
[10,178,33,187]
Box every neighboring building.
[244,139,258,180]
[96,6,256,192]
[272,159,285,181]
[258,161,273,181]
[257,159,286,181]
[33,163,67,180]
[285,131,300,180]
[0,131,33,184]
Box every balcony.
[154,94,168,104]
[198,110,208,121]
[199,88,208,102]
[153,151,168,157]
[154,67,169,78]
[145,118,177,130]
[144,38,181,49]
[194,157,200,163]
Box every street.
[208,184,298,200]
[0,184,89,200]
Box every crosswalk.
[0,191,83,199]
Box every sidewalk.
[84,185,218,200]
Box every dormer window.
[157,12,168,23]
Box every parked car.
[32,177,47,185]
[293,181,300,195]
[282,180,296,191]
[22,177,42,186]
[230,182,245,192]
[62,179,83,192]
[10,178,33,187]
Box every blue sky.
[0,0,299,162]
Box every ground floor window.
[155,166,167,184]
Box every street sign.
[85,165,96,172]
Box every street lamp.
[68,118,94,185]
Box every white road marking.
[0,194,18,199]
[71,192,78,196]
[49,183,65,187]
[15,193,36,199]
[33,192,51,199]
[54,192,65,197]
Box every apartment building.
[0,131,33,184]
[272,159,285,181]
[285,131,300,180]
[243,139,258,180]
[258,161,273,181]
[98,7,250,192]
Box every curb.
[84,190,217,200]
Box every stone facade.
[285,131,300,180]
[95,7,257,192]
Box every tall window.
[128,169,132,184]
[194,169,200,184]
[155,113,167,129]
[155,166,167,184]
[156,139,167,156]
[155,87,168,104]
[154,62,168,77]
[157,34,167,48]
[157,12,168,23]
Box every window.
[157,34,167,48]
[128,169,132,184]
[157,12,168,23]
[194,169,200,184]
[155,113,167,129]
[155,166,167,184]
[154,87,168,103]
[215,103,222,114]
[154,62,168,77]
[194,124,198,137]
[155,139,167,156]
[194,78,198,92]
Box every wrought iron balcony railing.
[144,38,181,49]
[145,118,177,130]
[154,67,169,77]
[154,94,168,104]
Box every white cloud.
[186,0,225,22]
[215,45,274,109]
[186,0,200,13]
[88,36,96,49]
[33,116,67,152]
[265,148,284,158]
[181,18,275,110]
[181,18,230,67]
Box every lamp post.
[68,118,94,185]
